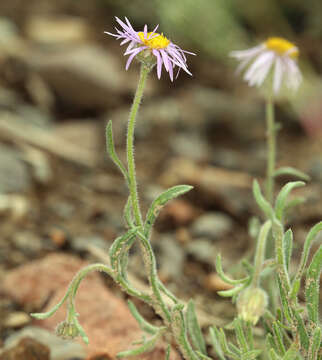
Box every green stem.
[127,64,150,227]
[265,94,276,204]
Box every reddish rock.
[0,337,50,360]
[1,253,180,360]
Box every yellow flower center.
[265,37,299,58]
[138,32,170,49]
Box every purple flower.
[105,17,195,81]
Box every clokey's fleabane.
[230,37,302,94]
[105,17,195,81]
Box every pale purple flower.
[105,17,195,81]
[230,37,302,94]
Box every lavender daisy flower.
[230,37,302,94]
[105,17,195,81]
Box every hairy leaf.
[273,167,310,181]
[253,180,274,219]
[275,181,305,221]
[144,185,193,237]
[186,300,207,355]
[106,121,129,183]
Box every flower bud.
[237,287,268,324]
[55,320,79,339]
[136,50,157,70]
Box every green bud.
[237,287,268,325]
[55,320,80,340]
[136,50,157,71]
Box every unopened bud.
[237,287,268,324]
[56,320,79,339]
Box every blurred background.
[0,1,321,359]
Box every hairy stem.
[127,64,149,227]
[265,94,276,204]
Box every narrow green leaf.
[196,351,212,359]
[170,304,200,360]
[144,185,193,237]
[234,319,248,353]
[276,277,292,324]
[165,344,171,360]
[73,315,89,344]
[215,254,249,285]
[272,322,286,355]
[109,227,138,269]
[123,196,134,228]
[282,342,300,360]
[241,350,262,360]
[106,121,129,183]
[293,311,309,351]
[291,221,322,299]
[248,216,261,239]
[158,279,178,304]
[31,284,71,319]
[128,300,160,335]
[116,330,165,358]
[308,326,321,360]
[267,333,279,355]
[283,229,293,271]
[253,180,274,219]
[275,181,305,220]
[186,300,207,355]
[241,259,254,276]
[209,327,226,360]
[273,167,310,181]
[305,246,322,324]
[218,328,240,360]
[269,348,281,360]
[217,284,246,297]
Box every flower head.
[105,17,195,81]
[56,320,80,340]
[237,287,268,324]
[230,37,302,94]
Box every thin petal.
[153,49,163,79]
[273,58,283,94]
[160,49,169,71]
[125,48,143,70]
[244,51,274,82]
[168,60,174,81]
[230,45,264,60]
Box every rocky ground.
[0,2,321,359]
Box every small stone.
[4,312,30,328]
[26,45,129,109]
[0,337,50,360]
[191,212,233,240]
[25,16,91,45]
[186,239,216,264]
[175,227,191,244]
[157,235,185,279]
[12,232,43,255]
[0,144,31,193]
[2,326,85,360]
[48,228,67,248]
[170,133,210,161]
